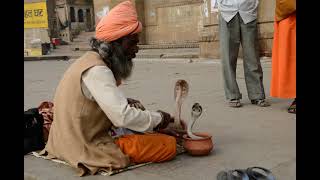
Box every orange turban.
[95,1,142,42]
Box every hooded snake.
[173,80,205,140]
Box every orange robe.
[270,13,296,98]
[115,133,177,164]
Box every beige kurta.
[81,66,162,132]
[39,51,161,176]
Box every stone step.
[136,53,198,59]
[57,31,201,58]
[138,43,199,49]
[24,55,70,61]
[70,43,201,50]
[70,44,200,51]
[26,47,199,60]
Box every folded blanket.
[30,144,186,176]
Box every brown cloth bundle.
[38,101,54,142]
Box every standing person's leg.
[239,18,269,107]
[219,13,242,107]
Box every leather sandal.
[229,99,242,108]
[288,99,296,114]
[217,169,249,180]
[251,99,270,107]
[246,167,276,180]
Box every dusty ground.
[24,57,296,180]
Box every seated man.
[40,1,182,176]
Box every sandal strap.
[228,169,249,180]
[216,171,228,180]
[289,104,296,109]
[288,101,296,113]
[230,99,240,102]
[251,99,270,107]
[229,99,241,107]
[256,99,266,104]
[246,167,275,180]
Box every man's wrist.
[154,111,166,131]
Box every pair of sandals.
[229,99,270,108]
[217,167,275,180]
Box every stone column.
[198,0,220,59]
[74,7,79,23]
[90,7,94,30]
[257,0,276,57]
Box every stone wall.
[93,0,129,26]
[91,0,276,58]
[92,0,204,45]
[92,0,146,43]
[143,0,203,45]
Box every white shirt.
[217,0,259,24]
[81,65,162,132]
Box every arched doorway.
[70,7,76,22]
[85,9,92,31]
[78,9,84,22]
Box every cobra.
[173,80,204,140]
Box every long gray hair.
[89,37,133,82]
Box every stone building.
[54,0,95,42]
[24,0,94,51]
[93,0,275,58]
[24,0,95,56]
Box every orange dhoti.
[270,13,296,98]
[115,133,177,164]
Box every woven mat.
[30,144,186,176]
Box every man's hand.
[127,98,145,111]
[153,110,174,131]
[168,118,185,130]
[159,120,187,137]
[154,110,187,137]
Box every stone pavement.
[24,57,296,180]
